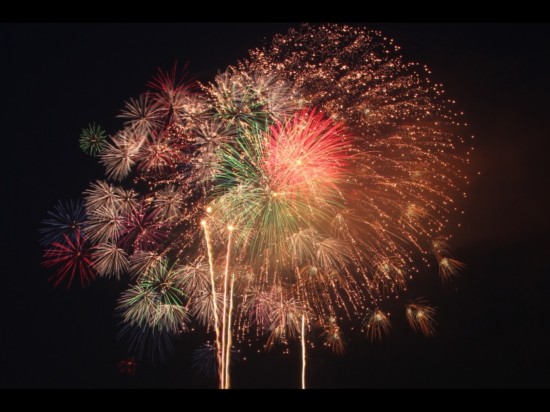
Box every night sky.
[1,23,549,388]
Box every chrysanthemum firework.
[42,229,95,288]
[80,123,107,156]
[39,199,86,246]
[40,24,471,389]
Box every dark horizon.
[2,23,549,388]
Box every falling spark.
[406,300,437,336]
[364,310,391,342]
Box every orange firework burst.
[406,300,437,337]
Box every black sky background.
[1,23,549,388]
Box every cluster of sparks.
[40,24,471,388]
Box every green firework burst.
[79,123,107,156]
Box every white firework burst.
[100,131,144,181]
[173,93,212,126]
[83,180,118,213]
[129,250,164,278]
[85,205,125,243]
[114,187,139,215]
[118,94,163,135]
[93,242,130,279]
[153,185,184,221]
[250,72,302,120]
[152,304,190,334]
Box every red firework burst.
[42,229,95,289]
[117,357,137,375]
[118,204,168,252]
[263,110,351,197]
[147,63,193,124]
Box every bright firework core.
[40,24,471,388]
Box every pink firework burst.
[147,64,193,125]
[42,229,95,289]
[118,204,167,252]
[263,110,351,198]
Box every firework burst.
[363,310,391,342]
[40,199,86,246]
[42,229,95,288]
[119,94,163,135]
[118,258,188,333]
[406,300,437,336]
[41,24,472,388]
[92,242,130,279]
[100,131,145,181]
[80,123,107,156]
[321,316,346,355]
